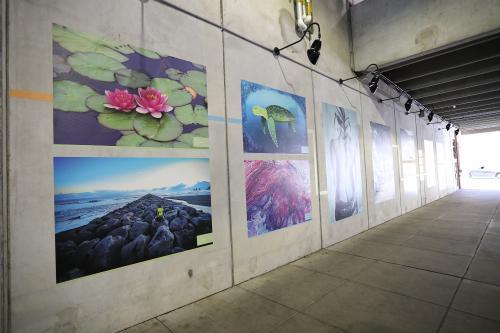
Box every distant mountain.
[167,183,188,193]
[188,181,210,191]
[55,181,211,199]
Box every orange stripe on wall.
[9,89,53,102]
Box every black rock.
[164,209,178,222]
[174,228,196,249]
[182,206,197,216]
[73,238,99,267]
[191,213,212,233]
[170,217,190,231]
[96,219,122,238]
[109,225,130,239]
[147,225,174,258]
[141,210,155,222]
[121,234,150,265]
[56,240,77,261]
[88,235,125,272]
[171,247,185,253]
[120,212,135,225]
[75,229,94,244]
[66,268,85,280]
[129,222,151,240]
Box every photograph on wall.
[54,157,212,283]
[424,139,437,187]
[400,129,416,162]
[244,160,312,237]
[370,122,396,203]
[241,80,308,154]
[436,141,447,190]
[322,103,363,222]
[400,129,418,196]
[53,23,208,148]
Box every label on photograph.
[197,233,213,246]
[193,137,209,148]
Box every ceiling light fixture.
[368,75,380,94]
[427,112,434,122]
[455,128,460,135]
[273,22,322,65]
[404,98,413,111]
[446,123,451,131]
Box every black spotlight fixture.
[455,128,460,135]
[273,22,321,65]
[307,39,322,65]
[427,111,434,122]
[446,123,451,131]
[368,75,380,94]
[404,98,413,111]
[418,109,425,118]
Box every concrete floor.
[121,190,500,333]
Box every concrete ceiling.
[379,32,500,132]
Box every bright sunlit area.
[459,131,500,190]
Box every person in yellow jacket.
[156,206,164,221]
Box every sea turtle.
[252,105,296,147]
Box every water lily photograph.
[52,23,209,148]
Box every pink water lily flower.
[104,88,136,111]
[135,87,173,118]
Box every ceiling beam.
[434,97,500,112]
[397,59,500,91]
[426,91,500,110]
[438,105,500,118]
[419,83,500,105]
[383,38,500,83]
[410,72,500,99]
[446,110,500,121]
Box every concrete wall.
[351,0,500,69]
[5,0,458,332]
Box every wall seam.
[219,0,235,287]
[309,71,323,249]
[1,0,10,330]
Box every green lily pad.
[133,113,160,139]
[168,90,193,107]
[114,68,151,88]
[151,78,192,107]
[171,141,191,148]
[194,105,208,126]
[98,112,135,130]
[192,126,209,138]
[68,52,125,81]
[131,45,161,59]
[53,24,129,62]
[153,114,183,142]
[174,104,208,125]
[176,133,195,146]
[116,133,147,146]
[140,140,171,148]
[53,80,95,112]
[180,70,207,97]
[85,95,112,113]
[151,78,183,93]
[121,130,136,135]
[165,68,184,80]
[174,105,194,125]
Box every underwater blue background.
[241,80,308,154]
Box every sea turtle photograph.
[241,80,308,154]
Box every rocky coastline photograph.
[54,157,212,283]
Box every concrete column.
[0,0,9,331]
